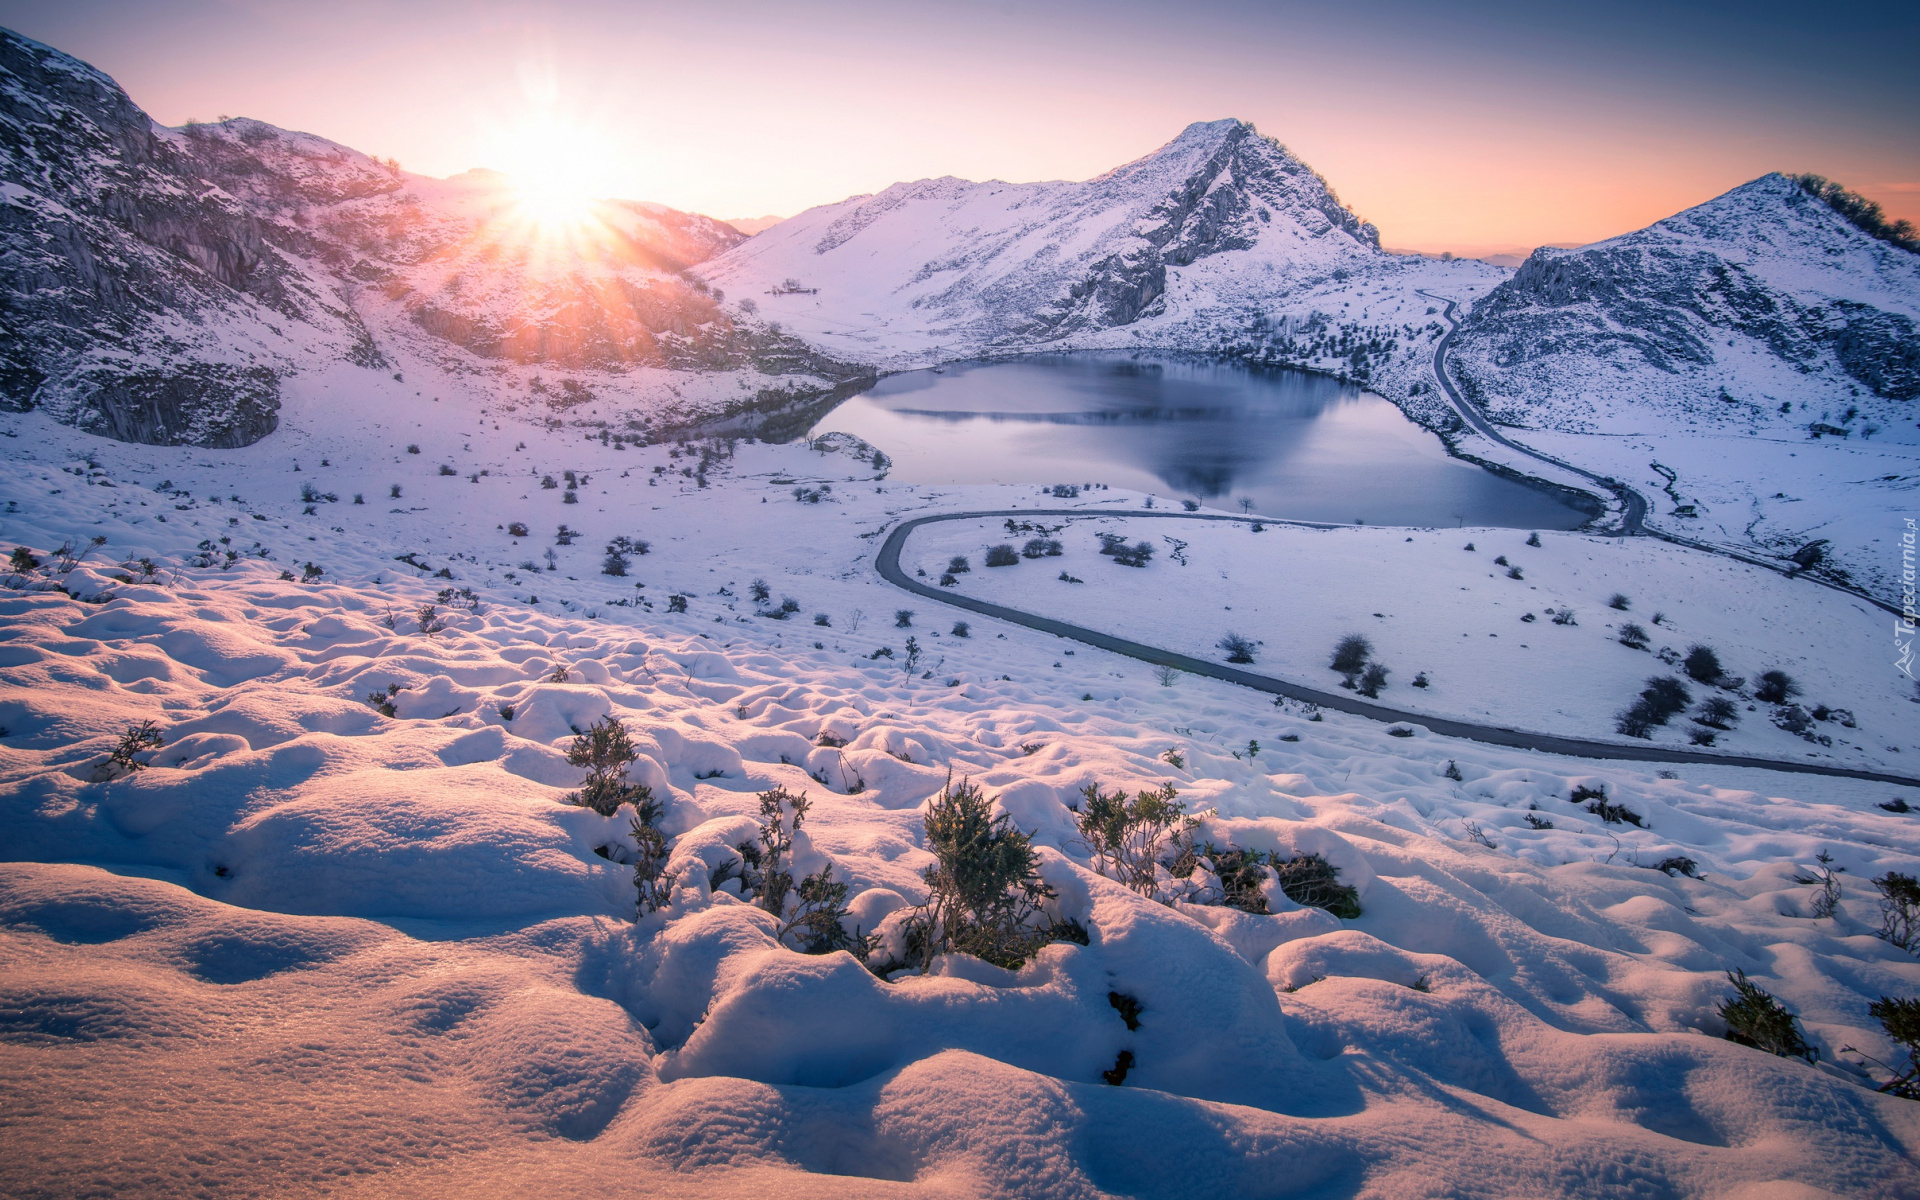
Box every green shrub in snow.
[1718,969,1818,1062]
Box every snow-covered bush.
[1073,781,1199,898]
[884,777,1074,974]
[1694,696,1740,729]
[1618,622,1651,650]
[1860,997,1920,1098]
[720,786,866,957]
[984,544,1019,567]
[564,715,654,818]
[1877,872,1920,953]
[1719,969,1818,1063]
[1617,675,1690,738]
[1272,852,1363,919]
[1756,669,1801,704]
[1684,644,1724,684]
[506,521,529,537]
[1357,662,1390,698]
[1330,633,1371,686]
[106,719,163,774]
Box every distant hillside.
[1449,173,1920,436]
[0,28,867,447]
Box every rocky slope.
[698,118,1507,387]
[1449,172,1920,435]
[0,28,868,448]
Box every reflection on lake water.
[807,355,1590,529]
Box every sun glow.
[483,112,622,229]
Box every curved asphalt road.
[877,509,1920,789]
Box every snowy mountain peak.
[700,117,1395,366]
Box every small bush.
[1551,609,1577,626]
[107,720,164,772]
[1111,541,1154,567]
[750,579,771,603]
[406,444,420,454]
[1862,996,1920,1098]
[1755,670,1800,704]
[1494,555,1508,566]
[1075,781,1196,897]
[1618,623,1650,650]
[1330,634,1372,686]
[984,544,1020,567]
[1506,565,1524,580]
[602,550,629,576]
[1877,872,1920,953]
[947,556,971,574]
[438,464,457,476]
[1274,853,1363,919]
[1718,969,1818,1062]
[364,683,403,718]
[893,777,1071,974]
[667,595,688,613]
[1693,696,1739,728]
[1683,645,1723,684]
[1586,796,1644,826]
[1608,593,1630,610]
[1570,783,1607,805]
[729,786,865,956]
[564,715,654,817]
[1411,671,1430,688]
[1218,632,1256,664]
[894,609,914,628]
[507,521,529,537]
[951,621,970,638]
[9,546,40,573]
[1357,662,1389,698]
[814,613,831,627]
[540,475,557,489]
[1526,532,1541,547]
[1021,538,1063,558]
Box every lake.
[807,354,1592,529]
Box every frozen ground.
[903,515,1913,773]
[4,371,1920,1197]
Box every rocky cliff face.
[1449,173,1920,433]
[0,28,860,448]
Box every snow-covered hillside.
[1439,174,1920,600]
[1452,172,1919,432]
[3,376,1920,1195]
[0,29,871,449]
[699,118,1509,389]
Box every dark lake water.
[808,355,1590,529]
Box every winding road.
[875,509,1920,789]
[1416,291,1900,618]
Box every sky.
[2,0,1914,253]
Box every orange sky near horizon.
[2,0,1913,254]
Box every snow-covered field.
[6,368,1920,1196]
[903,515,1913,773]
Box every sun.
[484,114,617,228]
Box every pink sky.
[3,0,1914,252]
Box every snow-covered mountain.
[0,29,869,448]
[1450,173,1920,435]
[699,118,1507,380]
